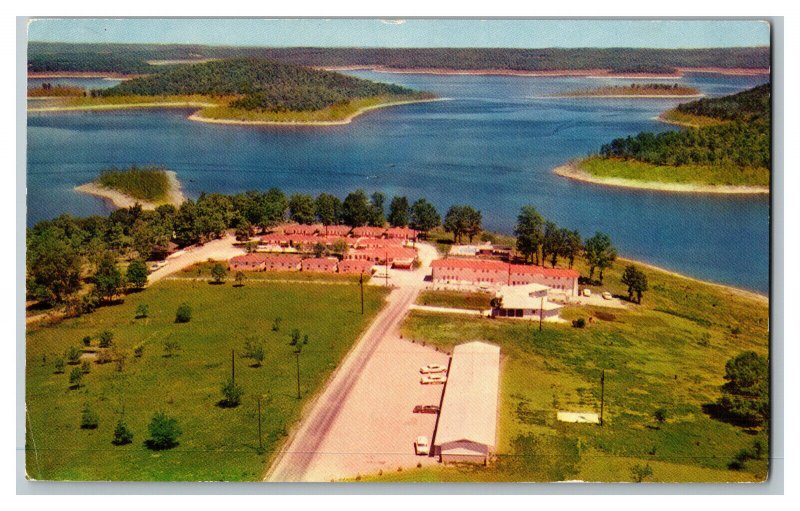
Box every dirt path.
[147,234,244,285]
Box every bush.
[654,408,668,425]
[163,340,180,358]
[211,263,227,283]
[147,411,181,450]
[69,367,83,388]
[112,419,134,445]
[136,304,149,319]
[80,403,99,429]
[175,303,192,323]
[114,349,129,372]
[81,360,91,374]
[99,330,114,348]
[272,317,282,332]
[289,329,301,346]
[243,340,265,367]
[82,335,92,347]
[572,318,586,328]
[66,345,82,365]
[96,350,113,365]
[133,344,144,358]
[54,357,65,374]
[220,378,244,408]
[630,463,653,482]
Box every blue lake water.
[26,72,770,293]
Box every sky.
[27,18,771,48]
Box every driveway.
[147,233,244,285]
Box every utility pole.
[385,250,389,287]
[257,396,263,452]
[600,369,605,426]
[359,271,364,314]
[231,349,235,385]
[539,296,544,332]
[295,348,301,400]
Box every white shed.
[434,341,501,464]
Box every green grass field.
[377,256,769,483]
[25,279,389,481]
[578,156,769,187]
[416,290,492,310]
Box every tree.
[234,216,254,242]
[54,357,65,374]
[289,328,301,346]
[26,226,83,304]
[220,377,244,407]
[315,193,342,231]
[444,205,481,244]
[69,367,83,388]
[147,411,181,449]
[112,419,134,445]
[288,194,316,225]
[136,304,149,318]
[717,351,769,426]
[94,252,125,302]
[561,230,582,268]
[234,271,246,287]
[313,242,327,258]
[368,192,386,227]
[256,188,288,232]
[341,189,371,227]
[82,335,92,347]
[630,463,653,483]
[163,340,181,357]
[541,221,566,268]
[211,263,227,283]
[66,345,82,365]
[514,206,544,264]
[175,303,192,323]
[126,259,148,289]
[621,265,649,303]
[331,238,349,258]
[653,408,668,428]
[80,403,99,429]
[410,198,440,235]
[388,196,410,227]
[173,200,200,247]
[584,232,617,283]
[244,339,265,367]
[99,330,114,348]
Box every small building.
[263,254,302,272]
[301,257,339,273]
[491,284,563,320]
[321,224,352,237]
[344,246,417,267]
[338,259,374,274]
[352,226,387,238]
[228,253,268,272]
[385,226,419,240]
[430,259,579,296]
[434,341,500,465]
[282,224,322,236]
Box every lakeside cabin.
[490,284,564,321]
[434,341,500,465]
[430,258,579,296]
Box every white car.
[420,364,447,374]
[415,436,430,456]
[582,288,592,297]
[421,374,447,385]
[602,291,613,300]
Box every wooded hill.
[28,42,770,75]
[97,59,416,112]
[598,84,770,169]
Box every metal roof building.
[434,341,501,464]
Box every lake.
[26,72,770,293]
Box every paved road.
[266,242,440,482]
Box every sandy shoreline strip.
[552,162,769,195]
[319,66,769,79]
[617,256,768,304]
[538,94,704,100]
[187,97,447,126]
[74,170,185,210]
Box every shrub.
[244,340,265,367]
[220,378,244,408]
[234,271,246,287]
[654,408,668,425]
[211,263,227,283]
[289,329,301,346]
[630,463,653,482]
[66,345,82,365]
[133,344,144,358]
[99,330,114,348]
[175,303,192,323]
[572,318,586,328]
[147,411,181,450]
[136,304,149,319]
[54,357,65,374]
[112,419,134,445]
[69,367,83,388]
[80,403,99,429]
[272,317,282,332]
[96,350,113,365]
[163,340,180,358]
[82,335,92,347]
[114,349,129,372]
[81,360,91,374]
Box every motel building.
[490,283,564,321]
[433,341,500,465]
[430,258,580,296]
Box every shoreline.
[616,256,768,304]
[28,101,218,113]
[186,97,446,126]
[74,170,185,210]
[27,71,141,80]
[541,93,704,100]
[552,162,769,195]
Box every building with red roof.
[301,257,339,273]
[430,258,579,295]
[385,226,419,240]
[352,226,387,238]
[344,246,418,268]
[229,253,270,272]
[338,259,374,274]
[263,254,303,272]
[282,224,322,235]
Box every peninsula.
[75,166,185,210]
[557,83,702,98]
[554,83,770,193]
[28,58,436,125]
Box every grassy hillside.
[372,255,769,483]
[28,42,771,74]
[96,166,170,202]
[25,279,389,480]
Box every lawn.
[380,256,769,483]
[416,290,492,311]
[578,156,769,187]
[25,279,389,481]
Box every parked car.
[148,261,167,272]
[420,364,447,374]
[602,291,613,300]
[415,436,430,455]
[421,374,447,385]
[582,288,592,297]
[413,405,440,414]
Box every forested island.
[560,83,701,98]
[75,166,185,210]
[28,42,770,76]
[28,58,437,125]
[555,84,770,193]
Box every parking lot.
[301,336,449,481]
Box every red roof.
[230,253,270,264]
[352,226,387,237]
[263,254,303,264]
[302,257,338,268]
[339,259,373,271]
[431,258,579,278]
